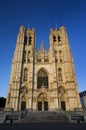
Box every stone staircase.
[1,109,86,124]
[0,110,12,124]
[0,109,23,124]
[17,111,69,123]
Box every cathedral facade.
[6,26,81,111]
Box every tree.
[0,97,6,108]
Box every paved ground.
[0,123,86,130]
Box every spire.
[41,40,45,50]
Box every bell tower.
[49,26,81,110]
[5,26,36,111]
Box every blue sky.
[0,0,86,97]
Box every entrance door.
[44,101,48,111]
[21,101,26,111]
[61,101,66,111]
[38,101,42,111]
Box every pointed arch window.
[58,36,61,42]
[59,50,62,54]
[23,51,26,63]
[58,68,63,81]
[37,69,48,89]
[27,51,30,63]
[53,35,56,42]
[29,36,32,45]
[59,50,62,58]
[54,50,57,57]
[23,68,28,82]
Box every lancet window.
[58,68,63,81]
[23,51,26,63]
[23,68,28,82]
[37,69,48,89]
[53,35,56,42]
[58,35,61,42]
[29,36,32,45]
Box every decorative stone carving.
[6,26,82,111]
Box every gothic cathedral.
[5,26,82,111]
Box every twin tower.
[6,26,81,111]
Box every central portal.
[37,93,48,111]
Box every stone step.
[17,111,69,123]
[0,111,12,124]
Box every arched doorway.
[21,101,26,110]
[21,94,26,111]
[37,93,48,111]
[58,86,66,111]
[61,101,66,111]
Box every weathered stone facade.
[5,26,82,111]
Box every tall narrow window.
[58,68,63,81]
[29,36,32,45]
[37,69,48,89]
[58,36,61,42]
[24,36,27,44]
[59,50,61,54]
[53,35,56,42]
[54,50,57,57]
[23,51,26,63]
[23,68,28,82]
[59,50,62,58]
[27,51,30,63]
[60,59,62,63]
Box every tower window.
[58,36,61,42]
[23,68,28,82]
[55,58,58,63]
[58,68,63,81]
[37,69,48,89]
[53,35,56,42]
[28,59,30,63]
[29,36,32,45]
[23,51,26,63]
[59,50,62,58]
[27,51,30,63]
[59,50,61,53]
[60,59,62,63]
[54,50,57,57]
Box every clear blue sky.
[0,0,86,98]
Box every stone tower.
[6,26,82,111]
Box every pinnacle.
[41,40,45,50]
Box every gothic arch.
[58,86,66,111]
[37,92,48,101]
[58,67,63,81]
[23,68,28,82]
[20,93,26,111]
[58,35,61,42]
[29,36,32,45]
[37,68,49,89]
[53,35,56,42]
[37,92,49,111]
[37,68,49,76]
